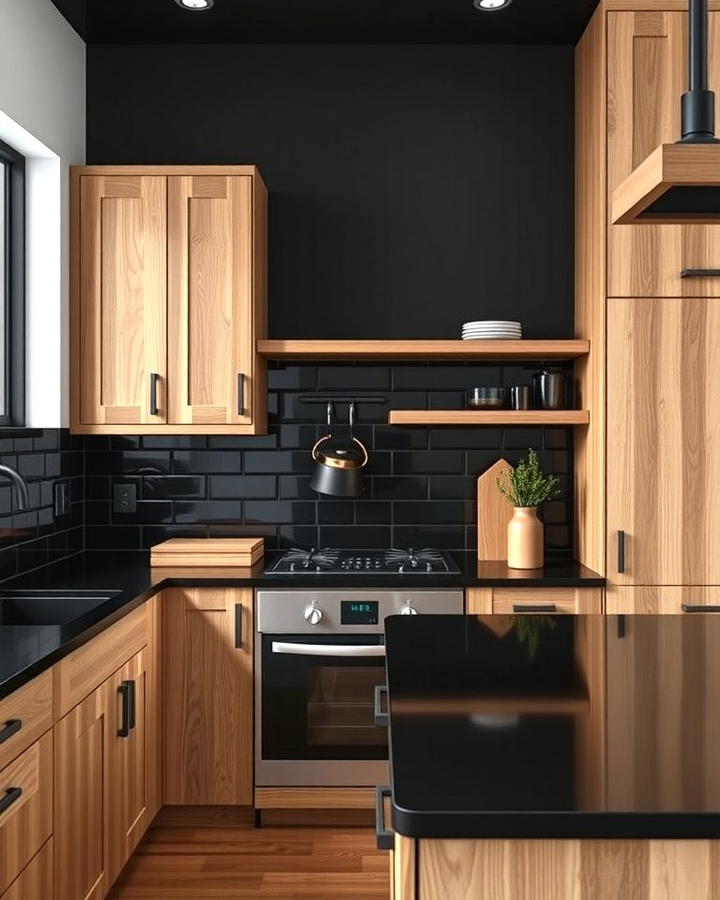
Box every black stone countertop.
[385,614,720,840]
[0,550,603,700]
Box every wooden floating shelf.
[257,339,590,360]
[388,410,590,426]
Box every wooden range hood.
[612,0,720,224]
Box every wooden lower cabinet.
[1,838,53,900]
[607,586,720,614]
[54,646,154,900]
[393,837,720,900]
[163,588,253,805]
[466,587,603,615]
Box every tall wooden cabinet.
[71,166,267,435]
[576,2,720,605]
[162,588,253,805]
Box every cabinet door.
[77,175,167,425]
[107,649,150,886]
[608,11,720,297]
[54,683,110,900]
[607,586,720,614]
[167,176,255,426]
[607,299,720,585]
[163,588,253,804]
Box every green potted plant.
[496,449,560,569]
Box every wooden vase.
[507,507,544,569]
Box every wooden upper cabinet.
[76,175,168,425]
[607,298,720,586]
[168,176,254,426]
[607,11,720,296]
[71,166,268,434]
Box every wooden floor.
[108,807,390,899]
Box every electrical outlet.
[54,481,70,518]
[113,483,137,514]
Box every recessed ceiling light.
[473,0,513,10]
[175,0,214,10]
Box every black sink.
[0,590,121,626]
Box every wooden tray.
[151,537,264,567]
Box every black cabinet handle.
[617,614,627,639]
[128,679,136,731]
[682,604,720,613]
[237,373,245,416]
[235,603,243,649]
[374,685,389,728]
[0,720,21,745]
[118,680,133,738]
[0,786,22,816]
[617,530,626,574]
[150,373,160,416]
[512,604,557,613]
[681,269,720,278]
[375,785,394,851]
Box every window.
[0,139,25,426]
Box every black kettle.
[310,403,369,497]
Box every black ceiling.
[50,0,599,44]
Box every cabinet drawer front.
[0,672,52,772]
[607,587,720,615]
[55,604,147,718]
[1,838,52,900]
[0,733,52,894]
[492,588,602,615]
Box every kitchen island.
[383,614,720,899]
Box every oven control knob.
[304,603,324,626]
[399,603,419,616]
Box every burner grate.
[265,547,460,575]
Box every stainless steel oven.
[255,589,463,787]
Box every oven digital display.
[341,600,379,625]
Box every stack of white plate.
[461,320,522,340]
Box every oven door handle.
[271,641,386,657]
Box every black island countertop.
[0,550,603,700]
[385,614,720,840]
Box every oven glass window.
[261,634,388,760]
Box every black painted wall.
[83,363,574,555]
[86,43,574,340]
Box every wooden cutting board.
[477,459,514,561]
[151,537,264,567]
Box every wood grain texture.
[144,596,161,826]
[607,586,720,613]
[491,587,603,615]
[254,788,376,810]
[257,339,590,360]
[150,537,264,568]
[414,838,720,900]
[477,460,513,561]
[607,11,720,296]
[607,299,720,586]
[464,588,493,615]
[2,838,53,900]
[168,176,255,427]
[251,171,269,436]
[0,732,52,894]
[574,2,607,576]
[0,670,52,771]
[54,604,147,719]
[393,835,416,900]
[388,410,589,426]
[75,174,167,426]
[163,588,253,805]
[54,683,110,900]
[108,818,388,899]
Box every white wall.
[0,0,85,427]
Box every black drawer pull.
[235,603,243,649]
[681,269,720,278]
[374,685,389,728]
[0,720,21,745]
[375,785,394,851]
[682,604,720,613]
[237,373,245,416]
[512,604,557,613]
[128,679,136,731]
[617,530,626,574]
[0,787,22,816]
[118,680,133,738]
[150,373,160,416]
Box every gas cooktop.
[265,547,460,575]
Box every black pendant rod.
[681,0,719,141]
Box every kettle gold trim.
[311,435,369,470]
